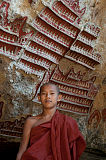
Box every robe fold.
[21,110,86,160]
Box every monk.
[16,82,86,160]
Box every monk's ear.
[57,94,62,102]
[38,93,41,102]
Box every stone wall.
[0,0,106,153]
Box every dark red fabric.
[21,110,86,160]
[51,110,86,160]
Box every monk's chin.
[43,105,56,109]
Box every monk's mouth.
[45,100,52,102]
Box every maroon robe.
[21,110,86,160]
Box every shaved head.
[39,82,60,95]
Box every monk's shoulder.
[67,115,78,126]
[58,112,80,138]
[59,112,78,128]
[66,116,80,135]
[59,111,75,122]
[25,114,42,127]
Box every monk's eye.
[50,93,55,95]
[41,92,46,95]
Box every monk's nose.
[46,93,50,98]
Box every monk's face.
[38,84,62,109]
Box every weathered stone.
[0,0,105,154]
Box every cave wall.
[0,0,106,153]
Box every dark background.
[0,142,106,160]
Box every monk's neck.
[42,108,56,118]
